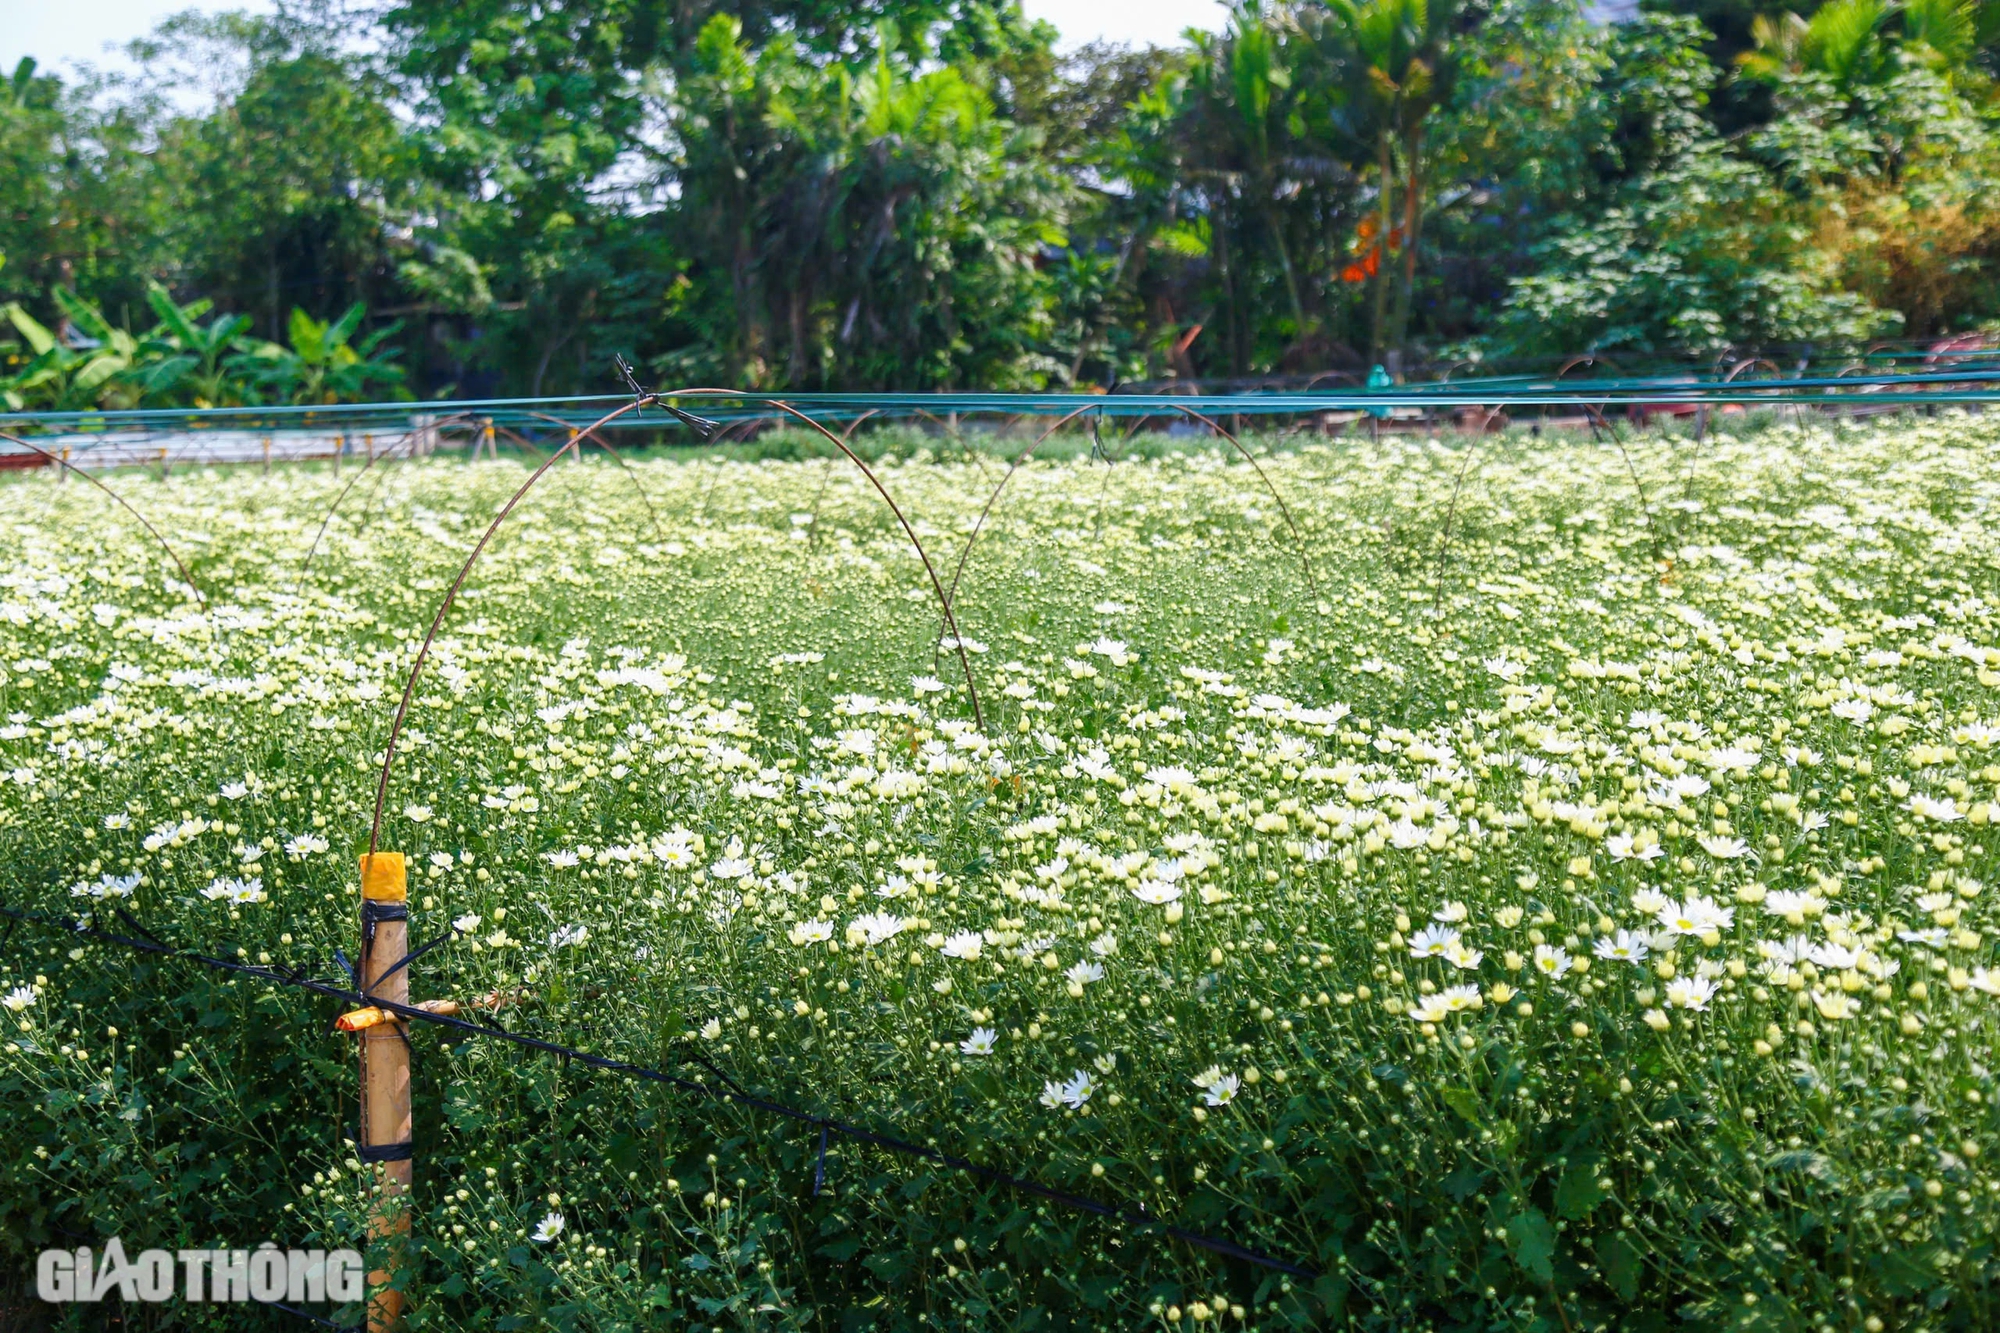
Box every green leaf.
[146,282,204,350]
[74,352,128,393]
[1441,1162,1487,1201]
[209,313,252,350]
[1597,1231,1643,1302]
[288,308,325,361]
[1505,1206,1555,1283]
[325,300,368,349]
[51,286,115,342]
[1765,1149,1836,1182]
[4,302,55,356]
[1555,1163,1604,1221]
[1440,1085,1484,1126]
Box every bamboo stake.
[358,852,412,1333]
[263,438,272,474]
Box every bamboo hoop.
[0,431,207,609]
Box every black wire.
[612,353,719,438]
[0,903,1317,1280]
[359,924,456,999]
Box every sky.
[5,1,266,74]
[4,0,1227,74]
[1020,0,1230,49]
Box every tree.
[0,59,64,311]
[660,14,1063,389]
[133,12,417,344]
[1309,0,1485,362]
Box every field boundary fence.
[5,359,2000,473]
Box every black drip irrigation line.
[0,903,1317,1281]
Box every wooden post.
[482,419,496,459]
[366,433,376,464]
[568,427,579,462]
[58,446,69,482]
[358,852,412,1333]
[335,434,345,476]
[158,447,169,480]
[263,437,272,474]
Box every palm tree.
[1738,0,1891,91]
[1225,10,1310,335]
[1312,0,1474,362]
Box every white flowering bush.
[1,416,1998,1329]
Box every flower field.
[3,417,1999,1331]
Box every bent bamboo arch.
[936,402,1319,647]
[660,388,984,732]
[520,410,666,544]
[0,431,207,610]
[298,413,479,584]
[367,387,987,858]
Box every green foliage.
[1497,141,1897,353]
[1738,0,1893,90]
[0,284,402,411]
[0,58,73,313]
[662,13,1064,389]
[10,0,2000,391]
[230,303,408,405]
[1493,1,2000,353]
[134,281,253,405]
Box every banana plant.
[1,289,144,410]
[130,282,255,406]
[230,302,406,405]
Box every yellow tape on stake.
[360,851,406,902]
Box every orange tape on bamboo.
[357,851,411,1333]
